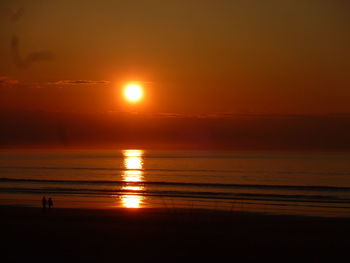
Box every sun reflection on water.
[121,149,145,208]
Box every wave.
[4,152,338,160]
[0,186,349,205]
[0,166,349,177]
[1,177,350,192]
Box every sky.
[0,0,350,149]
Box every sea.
[0,149,350,217]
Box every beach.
[2,206,349,262]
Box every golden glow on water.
[121,149,145,208]
[121,195,143,208]
[123,171,143,182]
[123,149,144,157]
[124,157,142,170]
[123,185,143,191]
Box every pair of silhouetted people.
[42,196,53,212]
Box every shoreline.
[1,194,350,218]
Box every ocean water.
[0,149,350,217]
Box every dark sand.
[2,206,350,263]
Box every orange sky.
[1,0,349,115]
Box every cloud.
[50,80,111,85]
[0,78,110,89]
[0,76,19,87]
[11,36,54,69]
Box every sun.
[124,83,143,102]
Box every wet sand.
[2,206,350,262]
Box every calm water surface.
[0,149,350,217]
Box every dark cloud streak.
[0,76,19,87]
[50,80,110,85]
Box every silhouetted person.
[42,196,47,212]
[48,197,53,210]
